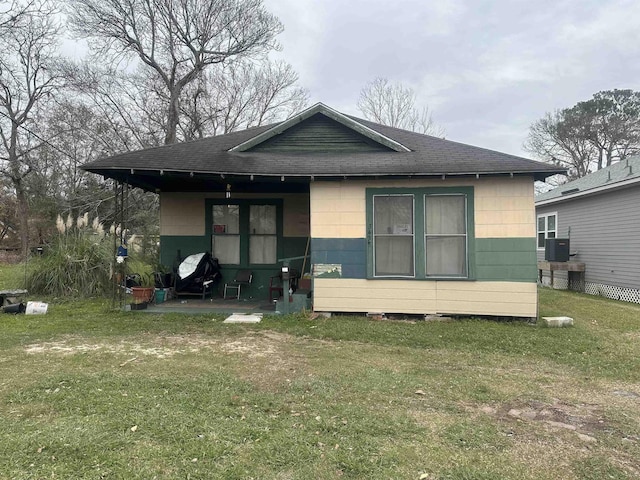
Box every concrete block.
[541,316,574,327]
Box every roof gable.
[229,103,410,153]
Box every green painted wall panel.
[475,238,537,282]
[159,235,308,299]
[160,236,210,268]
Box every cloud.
[265,0,640,157]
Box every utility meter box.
[545,238,570,262]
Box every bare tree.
[578,89,640,169]
[0,0,41,30]
[67,62,169,150]
[179,59,309,139]
[0,1,63,257]
[525,110,596,180]
[67,0,283,145]
[525,89,640,181]
[357,77,445,137]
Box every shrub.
[26,213,113,297]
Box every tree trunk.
[164,89,181,145]
[14,177,29,259]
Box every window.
[212,205,240,264]
[537,213,557,249]
[425,195,467,276]
[368,187,473,279]
[373,195,415,276]
[210,200,281,266]
[249,205,277,264]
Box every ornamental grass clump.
[26,213,113,297]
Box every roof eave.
[536,175,640,206]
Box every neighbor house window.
[368,187,473,279]
[537,213,557,249]
[212,204,240,264]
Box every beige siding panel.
[313,278,436,313]
[475,177,535,239]
[160,193,205,236]
[435,300,536,317]
[310,182,365,238]
[313,278,537,317]
[160,192,309,237]
[310,177,535,239]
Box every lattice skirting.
[584,283,640,304]
[540,274,640,304]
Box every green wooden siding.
[248,113,394,153]
[475,238,538,282]
[159,235,308,299]
[160,236,210,268]
[310,236,536,283]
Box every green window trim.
[366,187,476,280]
[205,199,283,268]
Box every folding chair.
[223,270,253,300]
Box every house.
[536,156,640,303]
[82,103,561,319]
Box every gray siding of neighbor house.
[536,185,640,289]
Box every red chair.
[268,274,284,302]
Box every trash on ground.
[25,302,48,315]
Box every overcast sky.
[263,0,640,158]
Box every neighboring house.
[536,156,640,303]
[82,103,561,319]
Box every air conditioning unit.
[545,238,570,262]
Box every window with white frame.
[537,213,557,249]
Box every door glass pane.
[250,236,277,264]
[425,195,465,234]
[212,236,240,265]
[375,236,414,276]
[374,196,413,234]
[426,236,466,275]
[250,205,276,234]
[212,205,239,234]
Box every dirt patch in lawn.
[23,331,291,360]
[23,331,315,391]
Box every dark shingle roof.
[82,103,563,191]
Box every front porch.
[141,296,277,315]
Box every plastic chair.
[223,270,253,300]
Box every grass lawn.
[0,268,639,478]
